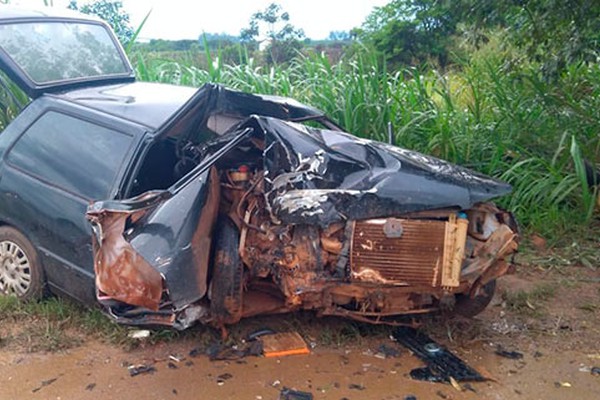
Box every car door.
[0,108,136,303]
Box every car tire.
[210,217,244,324]
[0,226,44,301]
[453,279,496,317]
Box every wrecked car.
[0,8,518,330]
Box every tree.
[360,0,457,68]
[68,0,134,46]
[240,3,305,64]
[495,0,600,79]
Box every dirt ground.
[0,264,599,400]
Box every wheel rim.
[0,240,32,296]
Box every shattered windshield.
[0,21,129,84]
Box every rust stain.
[89,211,162,310]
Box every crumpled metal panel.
[225,117,511,226]
[88,209,163,310]
[197,116,511,227]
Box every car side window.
[6,111,132,200]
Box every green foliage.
[0,71,28,131]
[240,3,304,65]
[360,0,600,78]
[130,39,600,238]
[68,0,134,46]
[359,0,457,67]
[495,0,600,79]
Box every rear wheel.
[453,280,496,317]
[0,226,44,301]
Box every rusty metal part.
[351,217,465,288]
[441,214,468,289]
[320,236,342,254]
[461,224,518,283]
[236,172,266,234]
[88,211,163,310]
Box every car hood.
[201,116,511,226]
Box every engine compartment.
[192,133,519,325]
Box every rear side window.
[0,21,130,84]
[6,111,132,199]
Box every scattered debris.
[260,332,310,358]
[216,373,233,385]
[279,387,313,400]
[393,327,484,383]
[404,395,417,400]
[436,391,448,399]
[375,343,401,359]
[463,383,477,393]
[128,364,156,377]
[591,367,600,376]
[246,328,276,341]
[348,383,365,390]
[32,377,58,393]
[169,354,185,363]
[554,381,572,388]
[495,346,524,360]
[167,362,178,369]
[189,347,203,357]
[85,383,96,391]
[449,376,462,391]
[206,340,263,361]
[127,330,151,339]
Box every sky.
[10,0,389,40]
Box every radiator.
[350,216,467,288]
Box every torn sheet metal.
[194,115,511,227]
[90,168,220,311]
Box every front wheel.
[453,280,496,317]
[210,217,244,324]
[0,226,44,301]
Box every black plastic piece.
[279,387,313,400]
[393,327,484,382]
[495,346,524,360]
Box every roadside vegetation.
[88,0,600,242]
[133,48,600,241]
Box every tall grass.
[115,46,600,239]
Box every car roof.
[54,82,197,130]
[0,6,101,21]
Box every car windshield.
[0,21,128,84]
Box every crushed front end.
[86,85,519,329]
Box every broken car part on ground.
[0,8,518,331]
